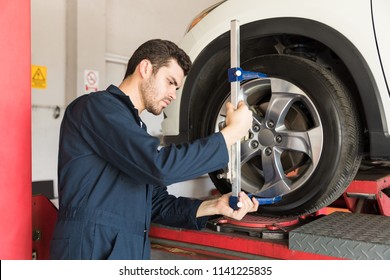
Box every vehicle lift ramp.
[150,20,390,260]
[31,165,390,260]
[289,165,390,259]
[150,166,390,260]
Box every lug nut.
[251,140,259,149]
[275,135,282,143]
[267,120,274,128]
[252,124,260,132]
[265,147,272,156]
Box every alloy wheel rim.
[215,78,323,197]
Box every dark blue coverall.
[50,85,229,259]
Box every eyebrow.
[170,76,179,89]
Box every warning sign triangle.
[33,68,45,81]
[32,65,47,89]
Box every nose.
[169,88,177,101]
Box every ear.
[138,59,153,79]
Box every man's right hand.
[220,100,252,148]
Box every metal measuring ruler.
[228,19,242,209]
[227,20,281,209]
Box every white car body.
[163,0,390,140]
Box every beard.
[140,76,164,116]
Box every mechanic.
[50,39,258,260]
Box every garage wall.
[32,0,66,199]
[32,0,222,201]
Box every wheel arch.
[167,17,390,158]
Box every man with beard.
[50,39,258,260]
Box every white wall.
[32,0,67,199]
[32,0,222,201]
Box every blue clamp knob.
[229,194,282,210]
[229,195,240,210]
[228,67,267,82]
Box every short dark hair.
[123,39,192,79]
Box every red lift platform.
[150,164,390,260]
[32,195,58,260]
[31,164,390,260]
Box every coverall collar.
[106,84,146,129]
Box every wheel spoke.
[240,138,260,164]
[306,126,323,165]
[251,112,263,127]
[256,147,292,196]
[265,92,299,128]
[278,126,322,162]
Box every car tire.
[193,54,362,216]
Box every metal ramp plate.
[289,212,390,259]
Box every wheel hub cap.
[258,129,274,147]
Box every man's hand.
[196,191,259,220]
[220,101,252,148]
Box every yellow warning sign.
[32,65,47,89]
